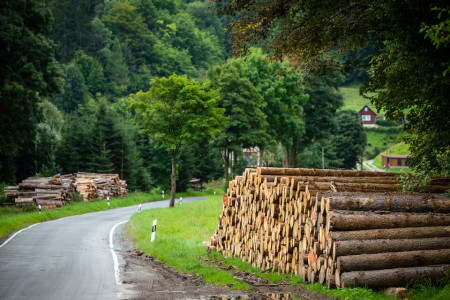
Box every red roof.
[359,104,377,115]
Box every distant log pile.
[209,167,450,289]
[4,174,75,209]
[4,172,128,209]
[75,172,127,201]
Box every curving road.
[0,196,206,300]
[363,159,384,172]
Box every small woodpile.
[4,174,75,209]
[209,167,450,289]
[75,172,127,201]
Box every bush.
[72,193,84,202]
[376,119,399,127]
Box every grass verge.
[0,190,215,243]
[127,195,450,299]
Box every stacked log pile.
[75,172,127,200]
[209,167,450,289]
[4,174,76,209]
[4,172,128,208]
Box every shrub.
[376,119,398,127]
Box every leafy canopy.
[128,74,226,153]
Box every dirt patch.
[119,229,334,300]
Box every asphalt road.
[0,196,206,300]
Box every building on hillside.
[382,154,410,169]
[359,104,377,125]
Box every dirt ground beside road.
[119,229,334,300]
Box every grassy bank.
[127,195,449,299]
[373,142,410,170]
[0,190,213,243]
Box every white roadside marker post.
[138,204,142,212]
[180,197,183,205]
[151,219,157,242]
[162,190,164,199]
[214,191,216,195]
[38,204,41,214]
[107,196,110,206]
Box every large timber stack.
[209,167,450,289]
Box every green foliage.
[243,48,308,167]
[48,0,100,62]
[56,64,88,113]
[329,110,367,169]
[302,71,344,147]
[207,58,267,179]
[35,99,64,176]
[73,50,107,95]
[129,74,225,152]
[375,119,399,127]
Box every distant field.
[364,127,405,159]
[339,83,383,114]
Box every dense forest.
[6,0,425,192]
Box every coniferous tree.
[1,0,62,182]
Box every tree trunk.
[337,249,450,272]
[259,148,264,167]
[224,149,229,184]
[333,237,450,258]
[339,265,450,288]
[169,150,176,208]
[326,210,450,231]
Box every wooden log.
[35,199,64,207]
[337,249,450,272]
[326,210,450,231]
[322,193,450,213]
[340,265,450,288]
[258,167,396,177]
[333,237,450,258]
[329,226,450,242]
[313,182,402,192]
[18,183,62,190]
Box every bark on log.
[340,265,450,288]
[333,237,450,258]
[323,193,450,213]
[258,167,396,177]
[329,226,450,242]
[337,249,450,272]
[326,211,450,231]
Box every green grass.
[0,190,216,243]
[127,195,449,299]
[127,195,249,289]
[365,127,405,159]
[340,84,380,113]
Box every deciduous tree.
[128,74,226,207]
